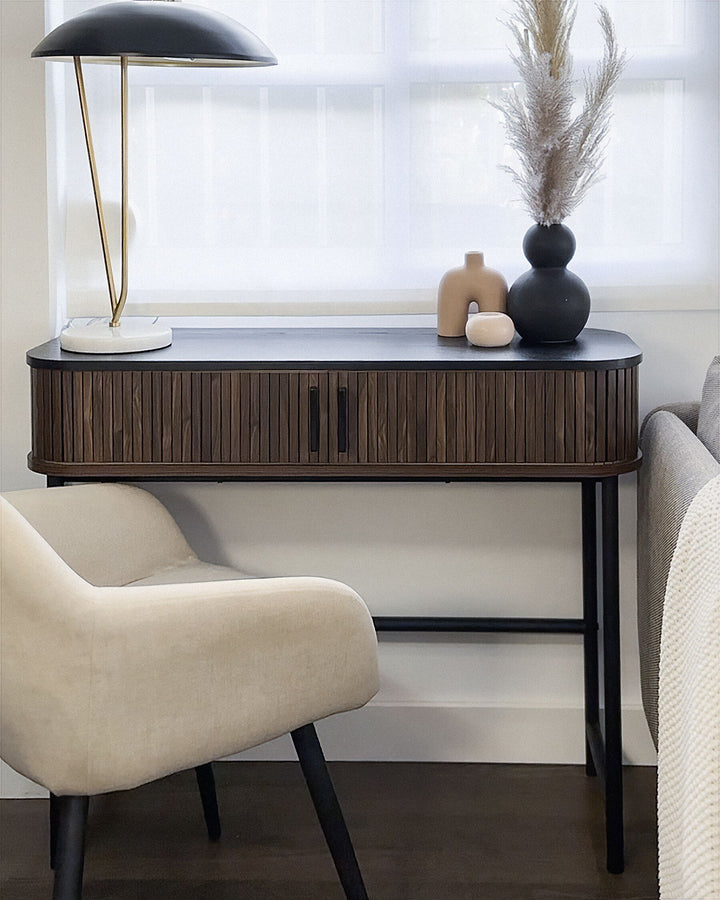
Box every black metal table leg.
[52,795,89,900]
[581,480,600,778]
[601,476,624,874]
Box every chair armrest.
[641,401,700,439]
[75,575,378,794]
[637,410,720,746]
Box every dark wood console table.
[27,326,642,873]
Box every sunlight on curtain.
[46,0,718,317]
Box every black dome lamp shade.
[32,1,277,353]
[31,0,277,66]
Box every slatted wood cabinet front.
[30,364,638,477]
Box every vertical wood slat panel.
[454,372,466,462]
[395,371,407,463]
[50,371,63,462]
[564,372,575,464]
[595,370,607,465]
[515,373,526,463]
[82,372,94,463]
[210,373,222,462]
[355,372,367,464]
[229,372,241,463]
[616,369,626,461]
[554,372,565,463]
[60,371,73,462]
[573,372,584,462]
[268,372,279,463]
[488,372,500,463]
[425,372,436,463]
[120,371,132,462]
[525,371,536,463]
[102,372,114,462]
[418,372,427,462]
[387,370,398,463]
[606,369,617,463]
[170,372,182,463]
[624,369,637,458]
[131,372,142,463]
[504,372,516,463]
[221,373,232,463]
[407,371,418,463]
[542,372,553,464]
[584,371,596,464]
[367,372,378,464]
[307,371,319,464]
[30,369,39,460]
[444,372,455,462]
[465,372,476,462]
[328,371,338,463]
[279,372,291,464]
[377,371,388,464]
[288,372,300,464]
[342,372,358,463]
[298,373,309,464]
[28,364,640,471]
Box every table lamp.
[32,0,277,354]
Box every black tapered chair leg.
[194,763,221,841]
[49,792,59,869]
[291,723,369,900]
[52,795,89,900]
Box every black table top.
[27,326,642,372]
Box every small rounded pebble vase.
[465,312,515,347]
[437,252,508,337]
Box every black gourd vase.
[507,224,590,343]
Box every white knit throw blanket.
[658,474,720,900]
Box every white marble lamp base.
[60,318,173,354]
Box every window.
[46,0,719,318]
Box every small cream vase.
[465,312,515,347]
[437,252,508,337]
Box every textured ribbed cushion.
[657,475,720,900]
[697,355,720,461]
[637,408,720,746]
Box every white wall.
[1,1,719,798]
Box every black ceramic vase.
[507,224,590,343]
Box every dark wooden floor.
[1,762,657,900]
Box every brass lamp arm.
[73,56,129,326]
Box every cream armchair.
[0,483,379,900]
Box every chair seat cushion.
[128,561,250,586]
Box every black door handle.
[337,387,348,453]
[309,387,320,453]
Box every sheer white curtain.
[46,0,719,318]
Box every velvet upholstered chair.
[0,483,379,900]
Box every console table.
[27,326,642,874]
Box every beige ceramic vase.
[437,252,508,337]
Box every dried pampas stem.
[492,0,626,226]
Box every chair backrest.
[1,483,195,586]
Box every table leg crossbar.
[373,476,624,874]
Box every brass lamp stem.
[73,56,130,327]
[111,56,130,326]
[73,56,118,315]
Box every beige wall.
[1,1,718,799]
